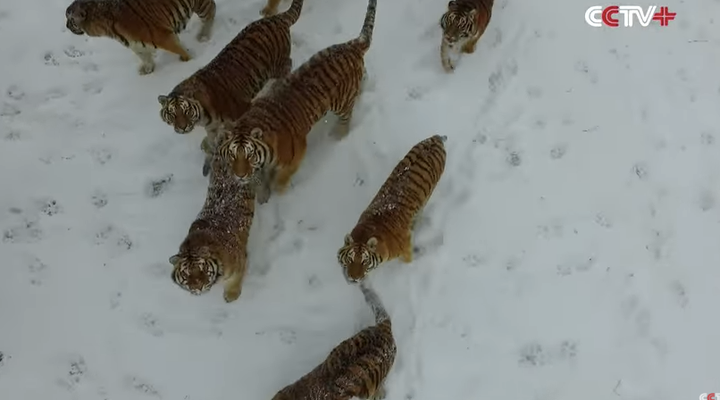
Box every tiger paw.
[137,62,155,75]
[441,59,455,73]
[179,53,192,62]
[256,184,271,205]
[202,159,211,177]
[196,32,210,42]
[223,288,241,303]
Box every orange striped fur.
[169,130,256,303]
[158,0,305,176]
[439,0,494,72]
[216,0,378,204]
[338,135,447,283]
[65,0,216,75]
[271,281,396,400]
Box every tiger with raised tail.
[270,281,396,400]
[439,0,494,72]
[338,135,447,283]
[65,0,216,75]
[157,0,305,177]
[169,133,256,303]
[216,0,378,204]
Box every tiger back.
[216,0,378,205]
[168,135,256,303]
[338,135,447,283]
[439,0,494,72]
[271,281,396,400]
[65,0,216,75]
[157,0,305,176]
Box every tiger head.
[169,250,221,295]
[439,1,478,48]
[158,94,205,134]
[217,127,267,183]
[337,234,381,283]
[65,0,95,35]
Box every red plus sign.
[652,6,676,26]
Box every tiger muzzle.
[66,21,84,35]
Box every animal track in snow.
[91,191,108,208]
[94,224,133,256]
[56,354,88,391]
[146,174,174,198]
[255,327,297,345]
[138,313,164,337]
[89,147,113,165]
[126,376,161,397]
[517,340,578,367]
[28,257,49,286]
[3,216,43,243]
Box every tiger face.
[65,0,91,35]
[158,95,204,134]
[439,2,478,48]
[169,252,221,295]
[337,235,381,283]
[218,127,267,183]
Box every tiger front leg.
[369,383,387,400]
[255,167,275,205]
[272,162,301,196]
[129,44,156,75]
[400,231,414,263]
[461,32,481,54]
[440,39,455,73]
[222,258,247,303]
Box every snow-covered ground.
[1,0,718,398]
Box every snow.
[0,0,717,398]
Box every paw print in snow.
[147,174,174,198]
[91,191,108,208]
[126,376,161,397]
[44,51,60,66]
[57,354,88,390]
[28,257,49,286]
[39,198,62,216]
[6,85,25,101]
[3,217,43,243]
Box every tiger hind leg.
[330,85,363,140]
[260,0,282,17]
[195,0,217,42]
[156,32,192,61]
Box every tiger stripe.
[270,281,396,400]
[338,135,448,283]
[439,0,494,72]
[158,0,305,176]
[216,0,378,205]
[65,0,216,74]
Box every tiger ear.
[344,234,353,246]
[366,237,378,252]
[169,254,180,265]
[448,0,456,7]
[158,95,168,106]
[250,127,263,139]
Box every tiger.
[270,281,396,400]
[439,0,494,72]
[216,0,378,205]
[157,0,305,177]
[64,0,216,75]
[337,135,447,283]
[168,134,256,303]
